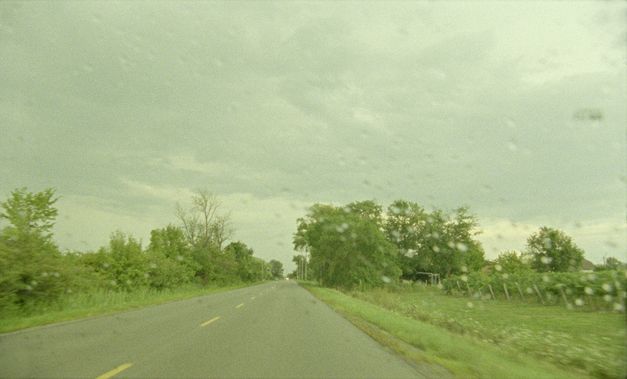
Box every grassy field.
[0,282,262,334]
[304,283,626,379]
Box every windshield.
[0,2,625,379]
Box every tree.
[494,250,531,273]
[101,231,148,291]
[384,202,484,279]
[176,190,233,250]
[0,188,68,309]
[294,203,400,289]
[594,257,624,271]
[146,225,197,289]
[0,187,58,242]
[525,226,585,272]
[345,200,384,229]
[292,254,307,280]
[224,241,256,282]
[269,259,284,279]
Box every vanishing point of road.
[0,281,426,378]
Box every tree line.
[0,187,283,315]
[292,199,620,289]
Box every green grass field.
[0,282,261,334]
[305,283,626,379]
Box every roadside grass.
[351,285,626,379]
[304,284,599,379]
[0,282,263,334]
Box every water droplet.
[584,287,594,295]
[575,298,584,306]
[541,256,552,264]
[466,302,474,308]
[460,275,468,282]
[381,276,391,283]
[495,264,502,272]
[456,242,468,252]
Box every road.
[0,281,425,378]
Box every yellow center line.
[200,316,221,327]
[235,303,244,309]
[96,363,132,379]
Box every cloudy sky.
[1,1,625,270]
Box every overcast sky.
[1,1,625,270]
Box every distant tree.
[292,254,306,280]
[224,241,256,282]
[494,250,531,273]
[384,202,484,279]
[525,227,584,272]
[594,256,625,271]
[269,259,284,279]
[175,190,233,250]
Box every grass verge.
[304,284,592,379]
[0,282,264,334]
[351,285,626,379]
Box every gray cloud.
[1,1,624,268]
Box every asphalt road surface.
[0,281,425,378]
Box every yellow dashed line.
[96,363,132,379]
[235,303,244,309]
[200,316,221,327]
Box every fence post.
[533,284,544,305]
[515,282,524,300]
[488,284,496,300]
[558,286,570,308]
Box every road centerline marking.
[200,316,220,327]
[235,303,244,309]
[96,363,132,379]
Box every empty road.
[0,281,424,378]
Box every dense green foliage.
[442,270,627,312]
[493,250,532,274]
[0,188,272,316]
[525,226,585,272]
[293,200,485,289]
[267,259,283,279]
[294,202,402,289]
